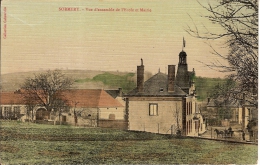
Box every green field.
[75,72,136,93]
[0,121,257,164]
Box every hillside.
[1,70,227,99]
[0,70,135,92]
[194,76,228,101]
[1,69,158,93]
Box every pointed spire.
[141,58,143,66]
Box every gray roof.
[126,72,187,97]
[105,90,122,98]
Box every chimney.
[168,65,175,92]
[118,88,123,97]
[137,58,144,93]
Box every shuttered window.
[149,103,158,116]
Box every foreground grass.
[0,121,258,164]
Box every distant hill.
[0,70,136,92]
[1,70,227,100]
[75,72,136,93]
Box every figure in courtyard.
[242,131,245,141]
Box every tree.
[187,0,258,105]
[25,103,34,122]
[20,70,73,117]
[171,103,182,136]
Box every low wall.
[35,120,54,125]
[35,120,68,125]
[98,119,128,130]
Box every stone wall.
[98,119,128,130]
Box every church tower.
[176,51,190,94]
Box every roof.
[126,72,187,97]
[105,89,123,98]
[1,89,123,108]
[0,92,24,105]
[62,89,123,108]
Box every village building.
[0,89,127,129]
[0,92,26,120]
[206,97,242,126]
[61,89,126,129]
[125,51,206,136]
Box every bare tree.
[187,0,258,105]
[171,103,182,136]
[20,70,73,117]
[25,100,35,122]
[72,101,79,126]
[53,98,69,125]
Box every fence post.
[211,127,212,139]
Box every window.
[186,102,192,115]
[4,107,11,118]
[13,106,21,118]
[149,103,158,116]
[160,88,164,92]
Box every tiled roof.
[1,89,123,108]
[0,92,24,105]
[62,89,123,108]
[126,72,187,97]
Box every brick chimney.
[168,65,175,92]
[137,58,144,93]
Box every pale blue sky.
[1,0,229,77]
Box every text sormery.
[59,7,152,12]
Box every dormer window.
[160,88,164,92]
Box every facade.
[0,89,127,129]
[125,51,206,136]
[206,98,242,126]
[0,92,26,120]
[61,89,126,128]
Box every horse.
[214,129,224,138]
[224,129,234,137]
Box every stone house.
[61,89,126,129]
[125,51,206,136]
[0,92,27,120]
[0,89,127,129]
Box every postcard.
[1,0,258,164]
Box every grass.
[0,121,258,164]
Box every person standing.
[242,131,245,141]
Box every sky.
[1,0,229,78]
